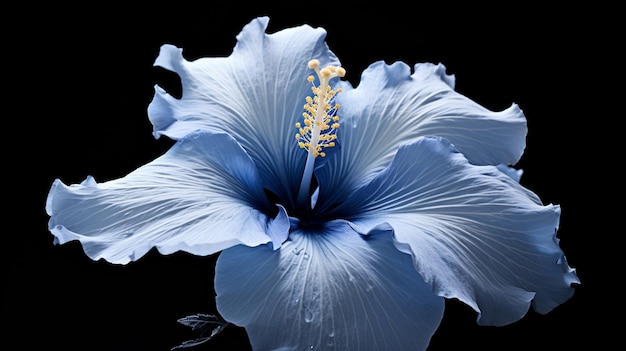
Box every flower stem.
[296,151,316,210]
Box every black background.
[6,3,615,350]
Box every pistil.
[295,59,345,209]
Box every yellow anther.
[295,58,345,158]
[308,59,320,69]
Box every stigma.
[295,59,345,158]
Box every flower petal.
[46,131,289,264]
[215,220,444,351]
[336,136,578,326]
[148,16,340,207]
[315,61,526,212]
[496,163,524,182]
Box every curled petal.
[496,163,524,182]
[316,61,526,212]
[46,131,289,264]
[338,136,578,326]
[148,16,340,207]
[215,220,444,351]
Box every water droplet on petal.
[303,252,309,260]
[293,247,303,255]
[304,307,313,323]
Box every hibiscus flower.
[45,16,579,350]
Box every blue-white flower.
[46,17,579,351]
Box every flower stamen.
[296,59,345,210]
[295,59,345,158]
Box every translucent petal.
[336,136,578,326]
[215,220,444,351]
[148,16,340,207]
[46,131,289,264]
[315,61,526,213]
